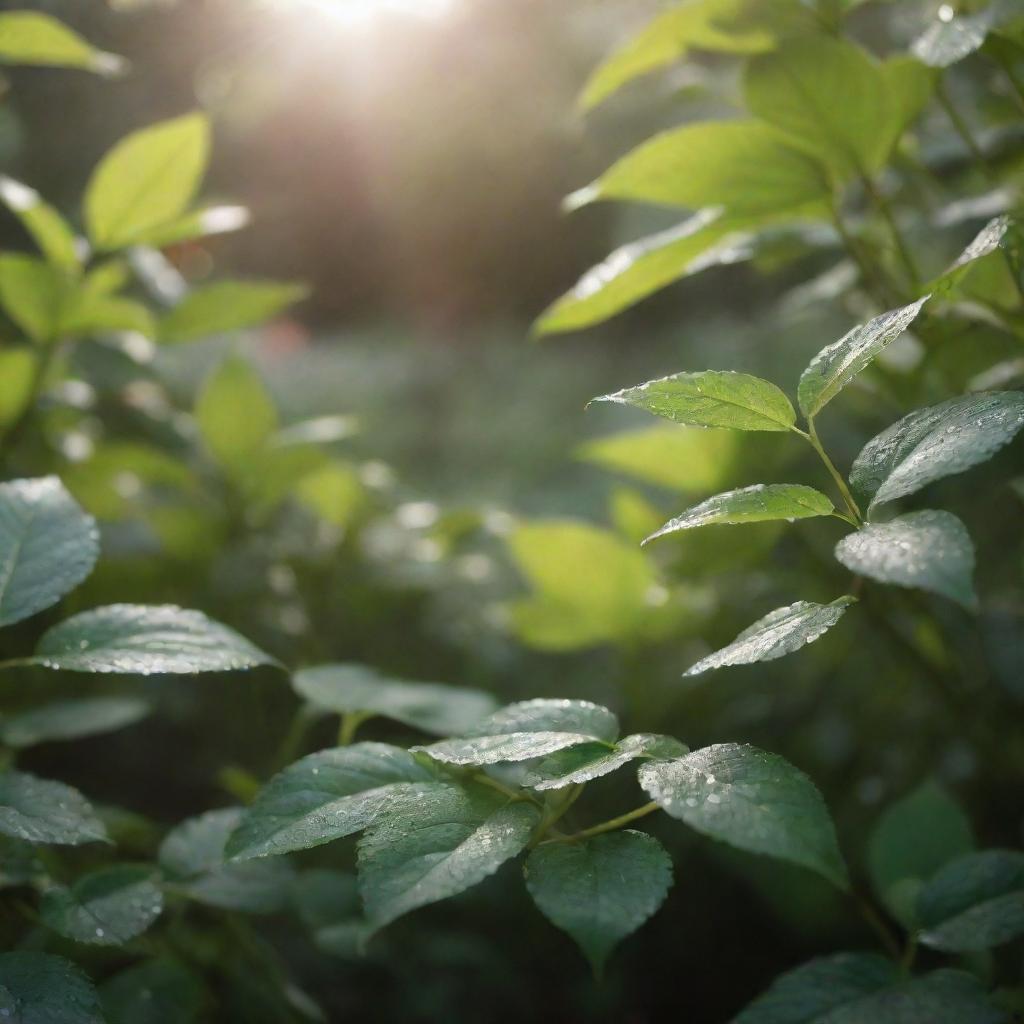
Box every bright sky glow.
[267,0,456,28]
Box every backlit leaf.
[0,11,125,75]
[195,356,279,471]
[0,175,80,271]
[159,280,309,344]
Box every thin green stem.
[831,510,859,528]
[803,420,862,525]
[854,893,902,961]
[545,800,660,844]
[474,773,541,806]
[529,784,585,847]
[935,79,994,183]
[859,174,921,292]
[0,658,32,672]
[337,710,371,746]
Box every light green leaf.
[41,865,163,946]
[0,11,125,75]
[524,734,687,790]
[84,113,210,250]
[850,392,1024,511]
[0,348,35,429]
[834,510,977,609]
[639,744,849,888]
[159,280,309,344]
[195,356,278,470]
[684,597,855,676]
[879,56,936,157]
[535,210,750,334]
[0,952,103,1024]
[0,175,80,271]
[524,830,672,972]
[932,214,1016,296]
[733,952,899,1023]
[100,958,204,1024]
[1,697,150,749]
[357,784,538,930]
[414,698,619,766]
[0,476,98,628]
[292,664,498,737]
[225,743,441,861]
[0,771,107,846]
[918,850,1024,953]
[797,298,929,418]
[911,4,1006,68]
[0,253,69,341]
[293,460,366,528]
[59,291,155,338]
[593,370,796,432]
[568,122,831,223]
[644,484,833,544]
[867,781,974,927]
[129,203,250,248]
[29,603,276,674]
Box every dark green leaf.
[101,958,204,1024]
[0,771,107,846]
[0,952,103,1024]
[524,734,687,791]
[1,697,150,749]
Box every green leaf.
[639,744,849,888]
[0,254,69,341]
[41,865,163,946]
[867,782,974,927]
[0,771,107,846]
[357,784,539,930]
[60,291,155,338]
[797,298,929,418]
[159,280,309,344]
[523,734,687,791]
[292,664,498,736]
[684,597,855,676]
[84,114,210,251]
[128,203,250,248]
[911,4,1006,68]
[0,697,150,749]
[834,510,977,609]
[851,391,1024,512]
[593,370,796,432]
[414,698,618,766]
[524,830,672,973]
[225,743,441,861]
[917,850,1024,953]
[0,348,35,429]
[293,460,366,528]
[0,175,80,271]
[644,484,833,544]
[160,808,293,913]
[0,11,125,75]
[195,356,279,471]
[534,211,750,334]
[101,958,204,1024]
[733,952,899,1023]
[568,122,831,223]
[932,215,1017,296]
[0,476,99,628]
[0,952,103,1024]
[30,604,276,674]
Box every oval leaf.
[0,771,107,846]
[195,356,278,471]
[1,697,150,749]
[0,952,102,1024]
[159,280,309,344]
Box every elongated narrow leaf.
[835,511,977,609]
[0,952,103,1024]
[159,280,309,344]
[525,830,672,972]
[195,356,279,471]
[0,477,98,628]
[0,175,80,271]
[358,784,538,930]
[797,298,929,418]
[225,743,441,861]
[1,697,150,749]
[645,484,833,544]
[41,865,163,946]
[130,203,251,248]
[684,597,855,676]
[292,664,498,737]
[30,604,276,674]
[594,370,796,432]
[0,12,125,75]
[414,698,619,766]
[639,744,848,888]
[918,850,1024,953]
[850,392,1024,511]
[0,771,107,846]
[84,114,210,250]
[524,734,687,791]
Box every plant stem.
[935,79,994,182]
[854,893,902,960]
[546,800,660,844]
[474,773,541,806]
[800,421,862,525]
[338,711,370,746]
[859,174,922,292]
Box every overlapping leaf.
[0,771,107,846]
[523,734,687,791]
[0,952,103,1024]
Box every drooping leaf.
[524,734,687,791]
[524,830,672,972]
[850,391,1024,511]
[644,484,833,544]
[84,114,210,250]
[0,175,80,271]
[0,11,125,75]
[0,697,150,749]
[29,604,276,674]
[0,477,98,628]
[414,698,619,767]
[684,597,855,676]
[593,370,796,432]
[834,511,977,609]
[100,958,204,1024]
[639,744,849,888]
[797,298,929,418]
[225,743,441,861]
[0,771,107,846]
[41,865,163,946]
[292,664,498,737]
[195,356,279,471]
[159,280,309,344]
[917,849,1024,953]
[357,784,538,931]
[0,952,103,1024]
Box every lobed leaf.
[0,771,107,846]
